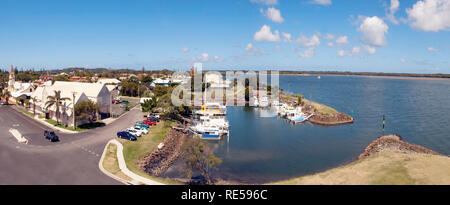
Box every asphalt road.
[0,105,144,184]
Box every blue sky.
[0,0,449,73]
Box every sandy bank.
[270,135,450,185]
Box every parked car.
[44,130,59,142]
[148,113,160,119]
[135,122,149,128]
[133,126,148,135]
[117,131,137,141]
[143,119,157,126]
[147,116,160,122]
[136,125,149,131]
[0,101,8,106]
[126,128,142,137]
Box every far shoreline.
[279,73,450,82]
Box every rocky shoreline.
[280,91,354,126]
[137,124,188,177]
[358,134,442,160]
[308,113,354,126]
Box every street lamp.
[72,91,77,130]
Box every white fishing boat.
[190,123,221,140]
[199,115,229,135]
[259,96,269,107]
[253,96,259,108]
[289,113,314,123]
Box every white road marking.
[9,129,28,144]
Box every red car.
[143,119,157,126]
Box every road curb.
[99,139,165,185]
[98,141,130,185]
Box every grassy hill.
[270,135,450,185]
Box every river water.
[164,75,450,184]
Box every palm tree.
[31,96,38,116]
[2,90,11,104]
[45,90,70,125]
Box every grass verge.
[44,118,105,131]
[102,144,133,182]
[121,120,180,185]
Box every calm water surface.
[164,75,450,184]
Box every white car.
[126,128,142,137]
[133,126,148,135]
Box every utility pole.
[72,91,77,130]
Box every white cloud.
[250,0,278,5]
[327,42,334,47]
[295,34,321,47]
[400,58,406,63]
[245,43,264,55]
[386,0,400,24]
[351,46,361,56]
[336,36,349,44]
[262,7,284,23]
[282,32,292,42]
[359,16,389,47]
[254,25,281,42]
[364,45,377,54]
[274,45,281,51]
[406,0,450,32]
[325,33,335,40]
[337,47,360,57]
[428,46,438,52]
[194,53,210,62]
[214,56,223,62]
[182,47,190,52]
[310,0,332,6]
[298,47,316,58]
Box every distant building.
[70,76,89,82]
[39,75,56,81]
[137,73,148,79]
[10,82,35,99]
[205,72,231,90]
[151,78,171,87]
[97,78,121,85]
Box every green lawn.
[44,119,105,132]
[121,120,180,185]
[102,144,132,182]
[21,109,34,117]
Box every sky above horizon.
[1,0,450,73]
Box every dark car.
[117,131,137,141]
[147,116,160,122]
[44,130,59,142]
